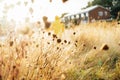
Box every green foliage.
[86,0,112,8]
[111,5,120,19]
[65,69,80,80]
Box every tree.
[86,0,112,8]
[111,0,120,19]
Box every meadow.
[0,21,120,80]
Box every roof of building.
[79,5,109,13]
[64,5,109,17]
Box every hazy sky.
[0,0,92,22]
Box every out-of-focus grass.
[0,21,120,80]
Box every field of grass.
[0,21,120,80]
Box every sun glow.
[7,5,27,23]
[0,0,91,23]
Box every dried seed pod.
[47,42,50,44]
[43,31,45,34]
[101,44,109,50]
[57,47,59,50]
[9,41,14,47]
[68,41,71,44]
[53,39,54,41]
[36,44,39,47]
[73,32,76,35]
[64,40,67,43]
[83,44,86,47]
[57,39,61,43]
[48,32,51,36]
[50,0,68,3]
[13,65,16,69]
[40,75,42,77]
[93,46,96,49]
[53,34,57,38]
[21,78,25,80]
[75,40,78,43]
[75,43,77,47]
[49,0,52,2]
[62,0,68,3]
[118,42,120,46]
[42,37,44,39]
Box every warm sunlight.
[0,0,91,23]
[0,0,120,80]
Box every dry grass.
[0,21,120,80]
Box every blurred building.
[63,5,111,25]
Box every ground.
[0,21,120,80]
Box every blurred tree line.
[86,0,120,19]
